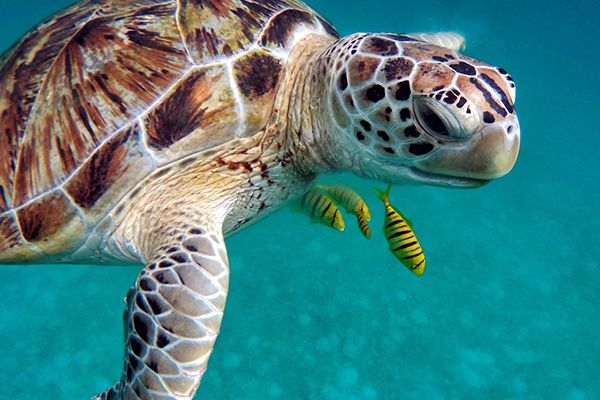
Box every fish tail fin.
[374,184,392,203]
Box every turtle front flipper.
[94,223,229,400]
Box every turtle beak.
[415,115,520,181]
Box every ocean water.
[0,0,598,399]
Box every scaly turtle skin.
[0,1,520,398]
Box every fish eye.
[417,102,449,137]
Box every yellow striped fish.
[318,184,371,220]
[375,184,425,276]
[317,184,371,239]
[356,210,371,239]
[300,188,345,231]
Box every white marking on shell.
[175,0,197,66]
[227,61,247,137]
[58,187,92,225]
[138,117,163,165]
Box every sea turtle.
[0,0,520,398]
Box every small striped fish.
[356,210,371,239]
[301,188,345,231]
[317,184,371,239]
[375,184,425,276]
[318,184,371,221]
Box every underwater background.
[0,0,598,399]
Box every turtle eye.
[417,103,449,137]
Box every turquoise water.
[1,0,598,399]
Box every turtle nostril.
[507,125,514,134]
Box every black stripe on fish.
[310,194,323,217]
[412,259,425,269]
[402,252,423,260]
[396,241,418,250]
[385,219,404,229]
[300,191,307,209]
[392,242,421,254]
[331,208,341,226]
[391,234,414,244]
[321,202,332,218]
[387,230,411,240]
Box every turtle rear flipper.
[95,218,229,400]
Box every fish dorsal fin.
[404,32,466,51]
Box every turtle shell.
[0,0,338,258]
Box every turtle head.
[326,33,519,187]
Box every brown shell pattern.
[0,0,338,252]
